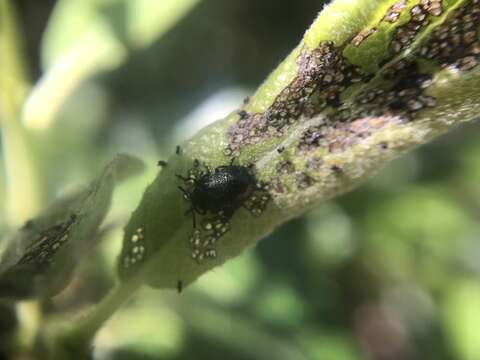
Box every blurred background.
[2,0,480,359]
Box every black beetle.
[177,160,256,227]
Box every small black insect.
[176,145,182,155]
[177,280,183,293]
[157,160,168,167]
[177,159,256,227]
[237,110,249,119]
[331,165,343,173]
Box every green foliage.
[0,0,480,358]
[0,0,42,225]
[117,0,480,295]
[0,154,144,299]
[443,281,480,360]
[23,0,200,130]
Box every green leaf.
[443,280,480,360]
[0,0,29,107]
[22,0,200,130]
[0,0,43,226]
[118,0,480,291]
[0,154,144,299]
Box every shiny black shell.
[190,165,255,215]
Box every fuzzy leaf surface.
[118,0,480,290]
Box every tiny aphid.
[157,160,168,167]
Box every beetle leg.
[192,205,207,227]
[183,206,197,228]
[176,174,190,182]
[220,208,234,222]
[195,207,207,216]
[178,186,190,200]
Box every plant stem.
[51,276,144,359]
[1,119,43,226]
[0,0,43,226]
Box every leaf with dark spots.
[117,0,480,293]
[0,154,144,300]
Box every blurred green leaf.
[0,154,144,299]
[253,282,307,327]
[305,203,354,268]
[126,0,201,49]
[95,304,184,359]
[299,331,359,360]
[443,280,480,360]
[0,0,43,226]
[0,0,29,106]
[194,252,261,305]
[23,0,200,130]
[365,186,472,286]
[179,298,306,360]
